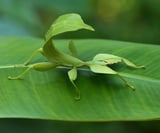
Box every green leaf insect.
[8,13,144,100]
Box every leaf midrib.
[120,72,160,84]
[1,64,159,84]
[58,66,160,84]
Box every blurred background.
[0,119,160,133]
[0,0,160,132]
[0,0,160,44]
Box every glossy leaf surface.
[0,36,160,121]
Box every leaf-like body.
[89,64,117,74]
[93,54,122,64]
[42,13,93,67]
[42,40,84,66]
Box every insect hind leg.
[8,66,33,80]
[116,73,135,90]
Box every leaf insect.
[8,13,144,100]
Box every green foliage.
[1,0,160,43]
[0,36,160,121]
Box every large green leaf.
[0,36,160,121]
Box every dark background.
[0,0,160,44]
[0,0,160,132]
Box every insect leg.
[8,66,33,80]
[68,67,80,100]
[116,73,135,90]
[8,62,57,80]
[23,48,43,65]
[89,64,135,90]
[68,40,78,57]
[122,58,145,69]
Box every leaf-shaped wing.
[89,63,135,89]
[45,13,94,41]
[93,54,144,68]
[89,64,117,75]
[93,54,122,64]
